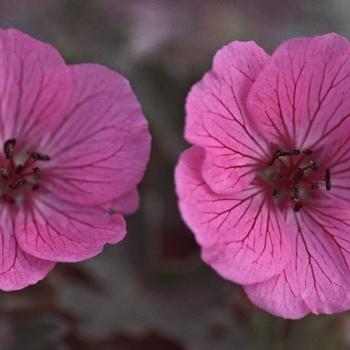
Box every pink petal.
[0,29,72,145]
[0,206,55,291]
[247,33,350,150]
[0,249,55,291]
[105,188,140,215]
[15,194,127,262]
[175,146,291,285]
[245,200,350,319]
[41,63,151,206]
[184,41,270,194]
[317,135,350,204]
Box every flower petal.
[0,29,72,145]
[185,41,270,194]
[245,200,350,319]
[0,206,55,291]
[247,33,350,150]
[317,135,350,205]
[41,63,151,206]
[175,146,291,284]
[104,188,140,215]
[15,194,127,262]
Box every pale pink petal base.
[175,146,291,285]
[15,194,127,262]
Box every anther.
[311,182,323,191]
[3,139,16,159]
[291,187,300,202]
[27,151,50,161]
[268,149,282,166]
[294,202,303,212]
[302,149,313,155]
[8,178,26,190]
[272,189,281,198]
[293,168,304,183]
[0,165,9,180]
[268,149,301,166]
[2,194,15,204]
[326,169,332,191]
[308,160,320,171]
[33,167,40,181]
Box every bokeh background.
[1,1,350,349]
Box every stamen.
[291,187,300,202]
[326,169,332,191]
[293,168,304,183]
[27,151,50,161]
[294,202,303,212]
[33,167,40,181]
[308,161,320,171]
[311,182,322,191]
[302,149,313,155]
[283,149,301,156]
[268,149,301,166]
[268,148,282,166]
[2,194,15,204]
[8,178,26,190]
[4,139,16,159]
[0,165,9,179]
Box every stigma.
[0,139,50,205]
[268,148,331,212]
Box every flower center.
[0,139,50,205]
[266,148,331,212]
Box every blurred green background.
[1,0,350,349]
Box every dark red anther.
[8,178,26,190]
[302,149,313,155]
[27,150,50,161]
[4,139,16,159]
[293,168,304,184]
[294,202,303,212]
[0,165,9,180]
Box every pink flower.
[0,29,151,291]
[175,33,350,319]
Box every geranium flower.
[175,33,350,319]
[0,29,151,291]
